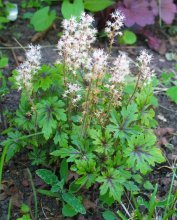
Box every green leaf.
[36,97,66,139]
[60,159,68,182]
[144,181,154,190]
[23,12,33,20]
[17,214,31,220]
[107,104,139,140]
[69,179,82,193]
[37,189,58,198]
[61,0,84,19]
[97,168,128,201]
[166,86,177,103]
[75,159,98,188]
[51,180,64,192]
[100,193,114,206]
[119,30,137,45]
[62,204,77,217]
[161,72,174,86]
[117,210,128,220]
[33,65,63,92]
[0,17,9,23]
[36,169,58,185]
[0,57,8,68]
[20,204,30,213]
[132,174,143,184]
[30,6,56,32]
[102,210,116,220]
[15,96,35,131]
[3,131,25,162]
[51,147,82,162]
[150,96,158,107]
[29,148,46,166]
[84,0,114,12]
[62,192,86,214]
[54,131,68,147]
[124,181,139,192]
[89,128,114,155]
[124,133,165,174]
[148,184,158,219]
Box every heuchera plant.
[3,11,165,216]
[117,0,177,27]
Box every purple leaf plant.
[117,0,177,27]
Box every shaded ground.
[0,4,177,220]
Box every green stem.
[7,198,12,220]
[108,29,115,54]
[127,72,141,106]
[163,167,177,220]
[0,145,8,187]
[158,0,162,28]
[81,81,92,137]
[107,92,114,118]
[13,132,43,141]
[27,168,38,220]
[67,97,72,128]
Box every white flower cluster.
[109,53,130,83]
[63,83,81,104]
[55,12,155,107]
[137,50,154,81]
[16,44,41,90]
[57,13,97,74]
[86,49,108,81]
[105,10,125,40]
[92,49,108,74]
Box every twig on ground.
[0,45,56,50]
[31,27,51,43]
[11,49,19,66]
[154,87,168,94]
[159,104,177,113]
[120,202,131,218]
[41,202,49,220]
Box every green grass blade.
[148,184,158,220]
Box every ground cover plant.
[0,10,172,219]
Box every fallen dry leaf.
[83,198,97,210]
[67,171,79,182]
[0,180,23,207]
[155,127,174,146]
[11,190,23,207]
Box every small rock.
[157,114,167,122]
[167,154,177,161]
[22,179,29,187]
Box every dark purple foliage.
[160,0,177,24]
[149,0,158,16]
[141,29,161,51]
[117,0,177,27]
[118,0,155,27]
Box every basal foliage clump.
[3,11,165,217]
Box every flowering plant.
[4,11,165,217]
